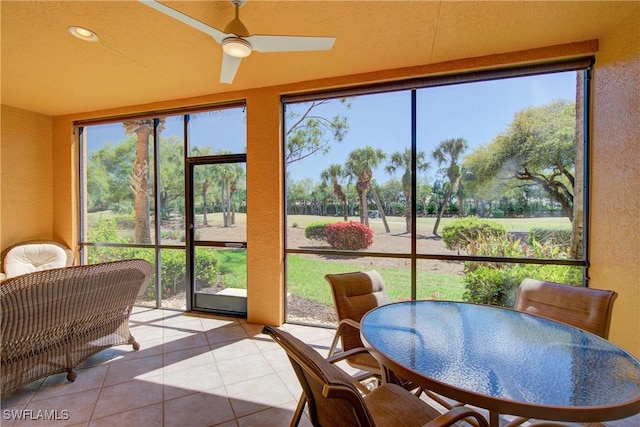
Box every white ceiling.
[1,1,637,116]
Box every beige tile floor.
[1,307,638,427]
[1,308,323,427]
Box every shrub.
[86,218,221,300]
[109,201,133,214]
[325,221,374,250]
[87,215,123,243]
[161,248,219,298]
[442,217,506,253]
[528,227,572,248]
[463,262,582,307]
[305,221,333,242]
[161,229,182,241]
[193,248,220,286]
[462,233,582,307]
[463,265,521,307]
[114,215,136,230]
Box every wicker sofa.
[1,259,152,397]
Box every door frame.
[185,153,247,316]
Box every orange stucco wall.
[0,106,54,248]
[589,8,640,356]
[1,35,638,355]
[245,89,285,325]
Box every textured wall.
[590,7,640,356]
[246,89,285,325]
[0,106,53,251]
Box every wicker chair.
[1,259,152,397]
[263,325,490,427]
[514,278,617,338]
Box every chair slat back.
[325,271,389,351]
[263,325,374,427]
[514,278,617,338]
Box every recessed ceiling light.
[68,26,99,42]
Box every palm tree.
[320,164,348,221]
[345,146,388,230]
[189,147,217,226]
[214,163,244,227]
[432,138,468,236]
[385,148,430,233]
[123,118,166,244]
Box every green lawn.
[285,254,465,307]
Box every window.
[283,60,590,325]
[78,104,246,309]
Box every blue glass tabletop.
[361,301,640,414]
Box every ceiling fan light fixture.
[222,37,252,58]
[67,26,99,42]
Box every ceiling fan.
[139,0,336,84]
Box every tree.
[285,99,350,165]
[464,100,579,252]
[195,168,216,226]
[123,119,166,244]
[377,178,403,216]
[159,135,186,220]
[417,180,433,216]
[86,138,136,212]
[287,178,314,214]
[320,164,348,221]
[214,162,244,227]
[506,101,576,220]
[188,146,219,225]
[385,148,430,233]
[431,138,468,236]
[345,146,389,231]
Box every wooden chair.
[263,325,490,427]
[514,278,617,338]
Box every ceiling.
[1,1,637,117]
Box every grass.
[285,254,465,307]
[216,249,247,289]
[217,250,466,308]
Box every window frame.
[76,101,246,309]
[282,58,593,313]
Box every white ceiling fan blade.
[220,53,242,84]
[139,0,227,43]
[247,35,335,53]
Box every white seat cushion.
[4,243,70,278]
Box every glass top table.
[360,300,640,426]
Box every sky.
[286,71,577,183]
[86,71,577,184]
